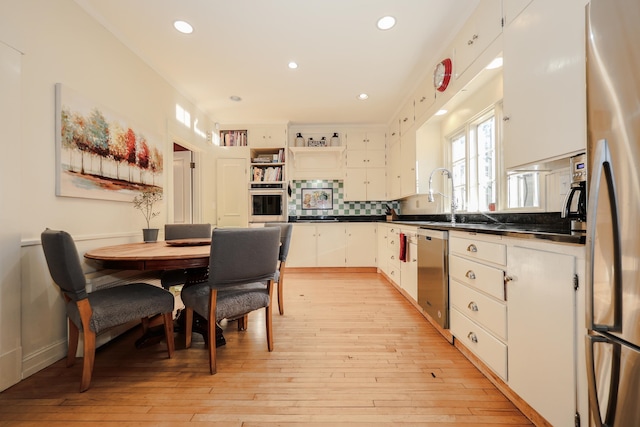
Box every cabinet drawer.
[450,254,505,300]
[450,236,506,266]
[450,280,507,341]
[450,308,508,380]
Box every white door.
[0,41,22,391]
[173,150,192,223]
[216,158,248,227]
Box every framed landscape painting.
[55,83,163,202]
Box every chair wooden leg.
[141,317,150,334]
[77,299,95,393]
[266,280,274,352]
[237,314,248,331]
[277,263,286,315]
[162,312,175,358]
[184,308,193,349]
[208,289,218,375]
[67,317,79,367]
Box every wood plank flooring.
[0,272,533,426]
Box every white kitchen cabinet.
[345,223,377,267]
[506,243,577,427]
[502,0,533,26]
[377,223,391,276]
[345,130,386,201]
[289,223,379,267]
[413,75,436,124]
[249,125,287,148]
[287,224,317,267]
[388,118,400,147]
[449,232,508,380]
[399,99,415,135]
[386,140,401,200]
[378,224,401,285]
[344,168,386,202]
[452,0,503,79]
[502,0,586,169]
[399,228,418,301]
[400,126,417,198]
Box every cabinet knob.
[503,116,511,122]
[467,301,479,312]
[466,244,478,253]
[505,275,515,283]
[467,332,478,343]
[465,270,476,280]
[420,96,426,102]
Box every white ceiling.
[75,0,480,126]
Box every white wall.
[0,0,218,388]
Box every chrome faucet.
[428,167,457,225]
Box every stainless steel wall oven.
[249,184,287,223]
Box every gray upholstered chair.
[181,227,280,374]
[41,229,175,392]
[265,223,292,315]
[161,223,212,288]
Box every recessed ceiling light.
[435,109,448,116]
[173,20,193,34]
[357,93,369,100]
[229,96,242,102]
[377,16,396,30]
[486,57,503,70]
[288,61,298,69]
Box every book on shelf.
[251,166,282,182]
[220,130,247,146]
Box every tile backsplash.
[288,180,398,216]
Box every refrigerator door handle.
[586,334,621,427]
[586,138,622,331]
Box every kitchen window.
[447,109,496,212]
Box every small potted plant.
[133,188,163,242]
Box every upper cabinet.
[249,125,287,148]
[452,0,503,80]
[344,130,386,201]
[502,0,587,169]
[502,0,533,27]
[399,99,415,136]
[414,76,436,123]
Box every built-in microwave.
[249,185,287,223]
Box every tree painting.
[55,83,163,202]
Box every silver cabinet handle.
[467,332,478,343]
[465,270,476,280]
[467,301,479,312]
[467,244,478,253]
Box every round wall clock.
[433,58,453,92]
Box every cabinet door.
[400,240,418,301]
[399,100,415,135]
[400,129,417,197]
[250,126,286,148]
[377,224,390,275]
[507,246,576,427]
[346,150,368,168]
[503,0,586,169]
[367,150,386,168]
[344,168,367,202]
[366,131,386,151]
[287,224,317,267]
[503,0,532,27]
[414,76,436,122]
[316,224,346,267]
[346,223,377,267]
[387,141,401,200]
[366,168,387,201]
[346,130,368,151]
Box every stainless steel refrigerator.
[586,0,640,425]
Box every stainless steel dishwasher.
[417,228,449,329]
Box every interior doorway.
[173,143,193,224]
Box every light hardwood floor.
[0,272,533,426]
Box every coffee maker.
[562,153,587,231]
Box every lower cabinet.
[377,223,418,302]
[449,231,585,427]
[288,222,377,267]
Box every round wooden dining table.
[84,238,211,271]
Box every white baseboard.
[0,346,22,392]
[21,339,66,380]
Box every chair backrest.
[41,229,88,301]
[165,223,212,240]
[265,223,293,262]
[208,227,280,287]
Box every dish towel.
[399,233,407,262]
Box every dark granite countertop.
[289,212,585,245]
